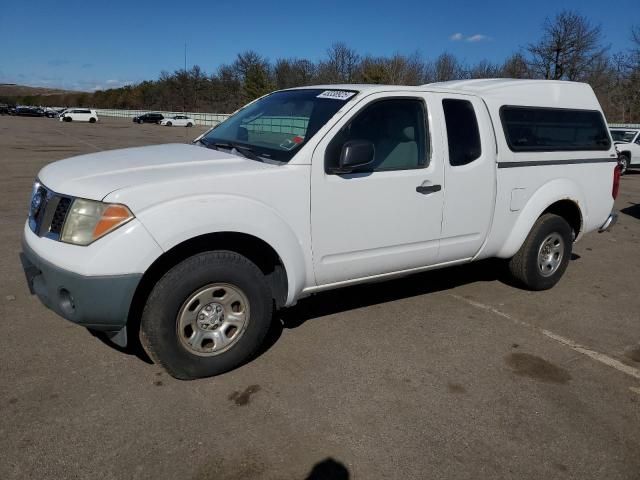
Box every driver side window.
[325,98,429,174]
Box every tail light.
[612,164,621,199]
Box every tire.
[89,117,96,123]
[140,251,273,380]
[186,122,193,127]
[508,213,573,291]
[166,121,172,126]
[64,116,72,122]
[619,154,629,175]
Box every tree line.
[7,11,640,122]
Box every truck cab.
[21,79,620,379]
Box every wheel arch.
[496,179,586,259]
[127,231,290,339]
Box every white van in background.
[59,109,99,123]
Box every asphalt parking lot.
[1,115,639,480]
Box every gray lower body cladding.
[20,240,141,343]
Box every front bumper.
[598,210,618,233]
[20,240,141,342]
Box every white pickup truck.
[610,127,640,174]
[21,79,620,379]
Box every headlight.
[61,198,134,246]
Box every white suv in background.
[59,109,99,123]
[160,115,194,127]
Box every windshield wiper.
[232,144,264,162]
[199,138,282,164]
[202,139,265,162]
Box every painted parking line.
[449,294,640,381]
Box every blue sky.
[0,0,637,91]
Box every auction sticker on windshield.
[316,90,356,100]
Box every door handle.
[416,184,441,194]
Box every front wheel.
[89,117,96,123]
[186,122,193,127]
[166,121,172,126]
[140,251,273,380]
[508,213,573,291]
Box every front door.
[310,92,445,286]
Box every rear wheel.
[140,251,273,380]
[166,121,172,126]
[89,117,96,123]
[508,213,573,290]
[64,116,72,122]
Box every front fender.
[496,178,586,259]
[135,194,308,306]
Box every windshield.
[610,130,638,142]
[201,88,358,162]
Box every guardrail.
[63,107,640,130]
[94,109,231,127]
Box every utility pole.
[183,43,187,113]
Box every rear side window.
[501,106,611,152]
[442,99,482,166]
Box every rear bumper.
[598,210,618,233]
[20,239,141,335]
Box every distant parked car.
[133,112,164,124]
[15,106,45,117]
[0,103,9,115]
[161,115,194,127]
[610,128,640,174]
[44,108,65,118]
[59,109,99,123]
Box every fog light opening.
[58,288,76,316]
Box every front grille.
[50,197,71,234]
[28,182,73,241]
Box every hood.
[38,143,274,200]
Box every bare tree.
[424,53,465,82]
[386,53,425,85]
[357,56,389,84]
[274,58,315,89]
[527,10,607,80]
[501,53,530,78]
[469,60,501,79]
[233,51,272,101]
[317,42,360,83]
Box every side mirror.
[332,140,375,174]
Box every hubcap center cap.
[197,303,224,330]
